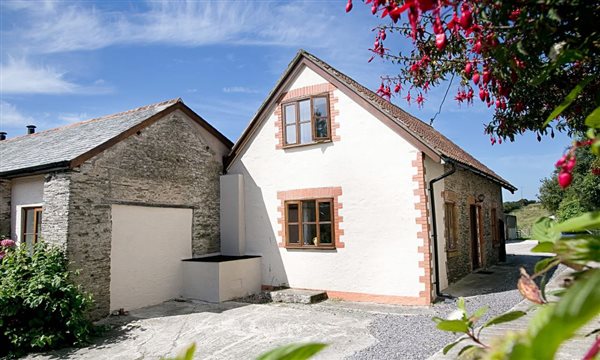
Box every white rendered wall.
[110,205,192,311]
[10,175,44,243]
[228,66,425,298]
[424,157,448,290]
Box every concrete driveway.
[25,240,550,360]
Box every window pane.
[300,122,312,144]
[303,224,317,245]
[287,224,299,244]
[287,203,298,223]
[319,202,332,222]
[302,201,316,222]
[284,104,296,125]
[35,210,42,235]
[286,124,297,144]
[313,97,328,117]
[319,224,332,244]
[25,209,35,233]
[299,100,310,121]
[315,118,328,138]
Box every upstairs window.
[285,199,334,248]
[283,95,331,146]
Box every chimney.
[0,132,6,141]
[26,125,36,134]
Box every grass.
[508,203,551,237]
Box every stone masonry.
[443,165,503,284]
[41,110,223,318]
[0,179,10,237]
[41,172,71,249]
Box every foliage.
[434,212,600,359]
[508,203,550,238]
[503,199,536,214]
[0,242,94,358]
[163,343,326,360]
[347,0,600,143]
[539,144,600,218]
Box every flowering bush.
[0,242,94,358]
[0,238,16,260]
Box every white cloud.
[57,112,90,124]
[0,58,113,95]
[3,0,334,54]
[222,86,259,94]
[0,101,33,127]
[0,58,79,94]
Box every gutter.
[0,161,71,179]
[428,160,456,301]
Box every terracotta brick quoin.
[274,83,341,149]
[276,187,344,248]
[412,152,433,303]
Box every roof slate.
[0,99,180,176]
[284,51,515,191]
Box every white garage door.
[110,204,192,312]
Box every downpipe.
[428,160,456,301]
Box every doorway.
[469,205,482,269]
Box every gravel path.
[347,246,552,360]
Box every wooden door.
[470,205,481,269]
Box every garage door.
[110,204,193,312]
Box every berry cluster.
[555,139,595,189]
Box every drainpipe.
[428,159,456,300]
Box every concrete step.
[270,289,328,304]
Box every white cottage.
[222,50,516,305]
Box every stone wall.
[0,179,10,237]
[41,172,71,249]
[443,165,503,284]
[65,110,223,317]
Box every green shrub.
[0,242,94,358]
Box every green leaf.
[436,320,470,333]
[531,242,555,253]
[471,306,489,321]
[482,311,527,329]
[585,106,600,128]
[457,344,478,356]
[443,337,468,355]
[534,257,558,274]
[530,269,600,359]
[552,211,600,232]
[543,76,595,127]
[531,217,560,243]
[256,343,327,360]
[587,128,597,139]
[457,297,466,312]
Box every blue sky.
[0,0,570,201]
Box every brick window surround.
[412,152,432,304]
[275,83,340,149]
[277,187,344,249]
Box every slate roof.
[230,50,516,192]
[0,98,231,177]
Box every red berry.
[465,62,472,77]
[558,172,573,188]
[459,7,473,29]
[565,159,576,172]
[555,155,567,168]
[435,33,447,51]
[345,0,353,13]
[472,71,480,85]
[394,83,401,93]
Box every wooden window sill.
[282,139,332,149]
[446,249,460,258]
[284,245,336,250]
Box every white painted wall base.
[110,205,192,312]
[182,256,261,302]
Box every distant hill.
[508,203,550,239]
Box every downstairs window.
[285,199,334,248]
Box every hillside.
[508,203,550,238]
